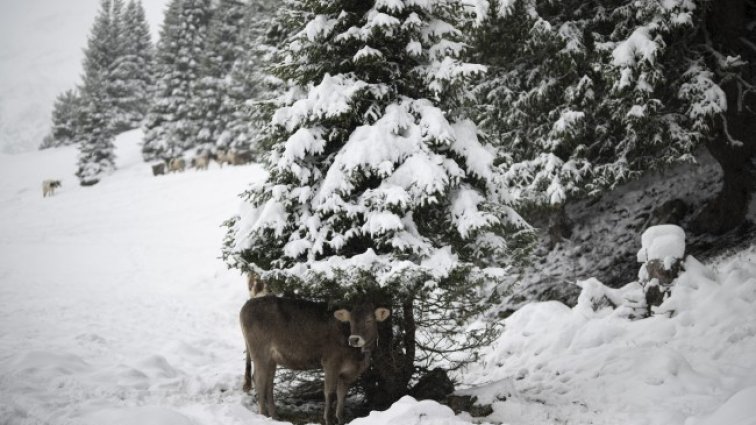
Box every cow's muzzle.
[348,335,365,348]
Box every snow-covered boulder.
[637,225,687,309]
[637,224,686,265]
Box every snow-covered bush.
[222,0,533,408]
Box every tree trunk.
[362,300,415,411]
[693,0,756,234]
[547,204,572,249]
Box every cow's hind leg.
[264,361,277,420]
[243,349,252,392]
[253,358,276,418]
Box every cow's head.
[334,304,390,351]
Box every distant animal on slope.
[168,158,186,173]
[247,272,267,298]
[240,297,390,425]
[42,179,62,197]
[192,154,210,170]
[215,150,252,167]
[230,151,252,165]
[215,150,233,167]
[152,163,166,176]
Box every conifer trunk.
[694,0,756,234]
[363,300,415,411]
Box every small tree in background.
[109,0,155,131]
[41,89,84,149]
[219,0,284,155]
[73,0,119,184]
[223,0,532,408]
[190,0,247,153]
[142,0,211,162]
[76,74,115,186]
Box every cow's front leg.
[323,365,337,425]
[335,378,348,425]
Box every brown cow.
[168,158,186,173]
[230,151,252,165]
[192,154,210,170]
[152,163,166,176]
[247,273,267,298]
[240,297,390,425]
[215,150,233,167]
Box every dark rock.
[409,368,454,402]
[447,394,493,417]
[642,258,684,310]
[645,199,688,228]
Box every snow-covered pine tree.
[219,0,285,155]
[142,0,211,162]
[108,0,155,131]
[103,0,130,132]
[81,0,118,103]
[41,89,84,149]
[467,0,724,236]
[74,0,119,183]
[223,0,531,407]
[76,74,116,186]
[190,0,247,153]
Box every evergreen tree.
[220,0,285,155]
[74,0,119,183]
[109,0,155,131]
[41,89,84,149]
[467,0,745,234]
[223,0,532,407]
[76,74,116,186]
[81,0,118,98]
[691,0,756,234]
[142,0,212,162]
[190,0,247,153]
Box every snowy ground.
[1,132,755,425]
[463,249,756,425]
[0,131,270,424]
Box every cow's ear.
[374,308,390,322]
[334,309,351,322]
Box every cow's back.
[241,297,345,370]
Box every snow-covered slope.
[0,133,755,425]
[0,0,167,154]
[462,250,756,425]
[0,130,269,424]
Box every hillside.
[0,133,755,425]
[500,152,756,314]
[0,131,269,424]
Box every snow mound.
[638,224,686,263]
[81,406,197,425]
[350,396,474,425]
[686,386,756,425]
[464,252,756,425]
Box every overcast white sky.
[0,0,168,154]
